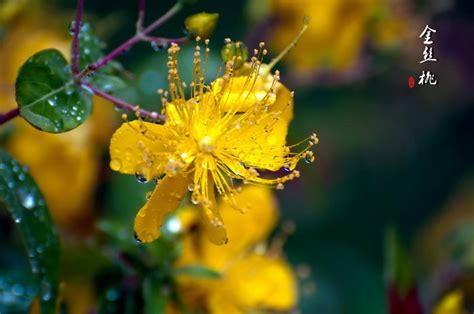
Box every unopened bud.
[184,12,219,39]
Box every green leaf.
[76,23,106,71]
[143,277,167,314]
[91,73,127,93]
[0,149,60,314]
[0,270,38,313]
[385,228,413,298]
[76,22,126,93]
[15,49,92,133]
[174,265,221,279]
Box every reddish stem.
[71,0,84,75]
[142,35,187,45]
[89,2,182,72]
[0,108,20,125]
[82,82,165,123]
[136,0,146,31]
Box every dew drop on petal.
[145,191,153,200]
[135,172,148,184]
[134,232,143,244]
[110,159,122,171]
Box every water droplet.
[191,193,200,205]
[68,20,81,35]
[151,41,168,52]
[41,282,52,301]
[304,154,315,164]
[145,191,153,200]
[36,245,44,254]
[134,232,143,244]
[166,217,181,233]
[12,284,24,296]
[135,172,148,183]
[65,83,75,95]
[14,217,21,223]
[47,97,57,107]
[106,289,119,301]
[187,183,195,191]
[21,193,35,209]
[81,84,94,95]
[109,159,122,171]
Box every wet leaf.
[0,270,38,313]
[76,22,105,71]
[91,73,127,93]
[76,22,126,92]
[174,265,221,279]
[143,277,167,314]
[0,149,60,313]
[15,49,92,133]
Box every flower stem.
[140,35,188,45]
[136,0,146,32]
[82,82,165,123]
[0,108,20,125]
[71,0,84,75]
[88,2,183,72]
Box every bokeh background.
[1,0,474,313]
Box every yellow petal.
[217,80,294,171]
[222,254,297,311]
[199,181,227,245]
[109,120,172,180]
[211,76,260,113]
[134,173,190,243]
[201,186,278,269]
[207,293,244,314]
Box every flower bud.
[221,41,249,69]
[184,12,219,39]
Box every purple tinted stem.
[71,0,84,75]
[137,0,146,27]
[0,108,20,125]
[82,83,165,123]
[89,2,182,72]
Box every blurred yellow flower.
[270,0,414,73]
[0,14,116,226]
[174,186,298,313]
[110,41,317,244]
[433,290,463,314]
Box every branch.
[136,0,146,33]
[0,108,20,125]
[71,0,85,75]
[87,2,183,73]
[140,35,187,46]
[82,83,165,123]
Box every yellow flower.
[174,186,298,313]
[270,0,413,73]
[433,290,464,314]
[109,40,317,244]
[0,14,117,226]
